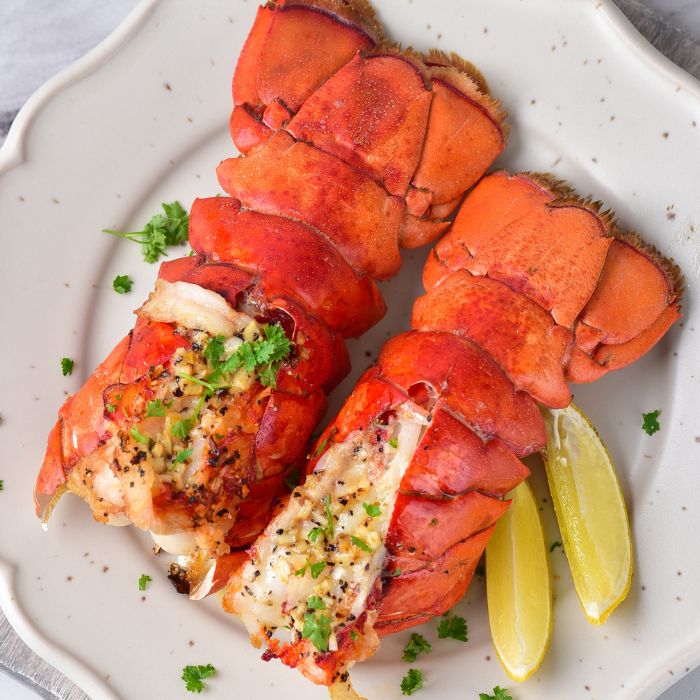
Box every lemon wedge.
[542,403,633,625]
[486,481,552,682]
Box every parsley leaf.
[313,437,329,458]
[307,595,325,610]
[294,566,306,577]
[363,502,382,517]
[550,541,562,552]
[173,448,193,464]
[388,437,399,449]
[138,574,152,591]
[402,633,432,662]
[171,418,194,440]
[437,613,468,642]
[60,357,74,376]
[204,335,226,368]
[479,686,513,700]
[130,426,150,445]
[642,409,661,435]
[112,274,133,294]
[181,664,216,693]
[103,200,189,264]
[302,612,332,652]
[351,536,373,552]
[0,480,4,491]
[310,561,326,579]
[146,399,166,417]
[400,668,424,696]
[308,527,325,543]
[106,403,116,414]
[324,495,335,539]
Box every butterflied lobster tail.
[34,0,507,599]
[225,171,682,688]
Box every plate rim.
[1,1,699,698]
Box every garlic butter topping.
[233,404,427,653]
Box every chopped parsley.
[181,664,216,693]
[173,448,193,464]
[104,200,189,264]
[324,495,335,539]
[351,536,373,552]
[112,274,133,294]
[294,566,306,577]
[60,357,74,376]
[402,633,432,662]
[479,687,513,700]
[307,595,325,610]
[550,541,562,552]
[310,561,326,579]
[138,574,152,591]
[146,399,166,417]
[437,613,468,642]
[130,426,150,445]
[388,437,399,449]
[400,668,424,695]
[204,324,292,390]
[350,630,359,641]
[642,409,661,435]
[363,502,382,517]
[106,403,116,414]
[0,480,4,491]
[308,527,325,543]
[171,418,195,440]
[313,436,329,458]
[302,612,332,652]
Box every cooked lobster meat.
[225,171,682,689]
[34,0,507,595]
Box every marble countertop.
[1,1,699,698]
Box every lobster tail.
[227,172,681,686]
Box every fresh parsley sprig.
[642,409,661,435]
[400,668,424,695]
[402,633,432,663]
[60,357,74,376]
[479,687,513,700]
[302,612,332,652]
[112,274,133,294]
[138,574,152,591]
[181,664,216,693]
[437,612,468,642]
[104,201,189,264]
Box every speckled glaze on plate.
[0,1,699,698]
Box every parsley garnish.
[205,324,291,390]
[351,536,373,552]
[363,502,382,517]
[112,274,133,294]
[171,418,194,440]
[310,561,326,579]
[550,540,562,552]
[173,448,193,464]
[642,409,661,435]
[146,399,166,417]
[106,403,116,414]
[0,480,4,491]
[138,574,152,591]
[479,687,513,700]
[324,495,335,539]
[308,527,325,543]
[313,437,329,458]
[60,357,74,376]
[130,426,150,445]
[350,630,359,641]
[181,664,216,693]
[302,612,332,652]
[104,201,189,264]
[437,613,468,642]
[400,668,424,695]
[294,566,306,577]
[307,595,325,610]
[388,437,399,449]
[402,633,432,662]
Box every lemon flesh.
[542,403,633,625]
[486,481,552,682]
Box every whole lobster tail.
[226,0,508,255]
[226,171,682,687]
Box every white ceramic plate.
[1,1,699,698]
